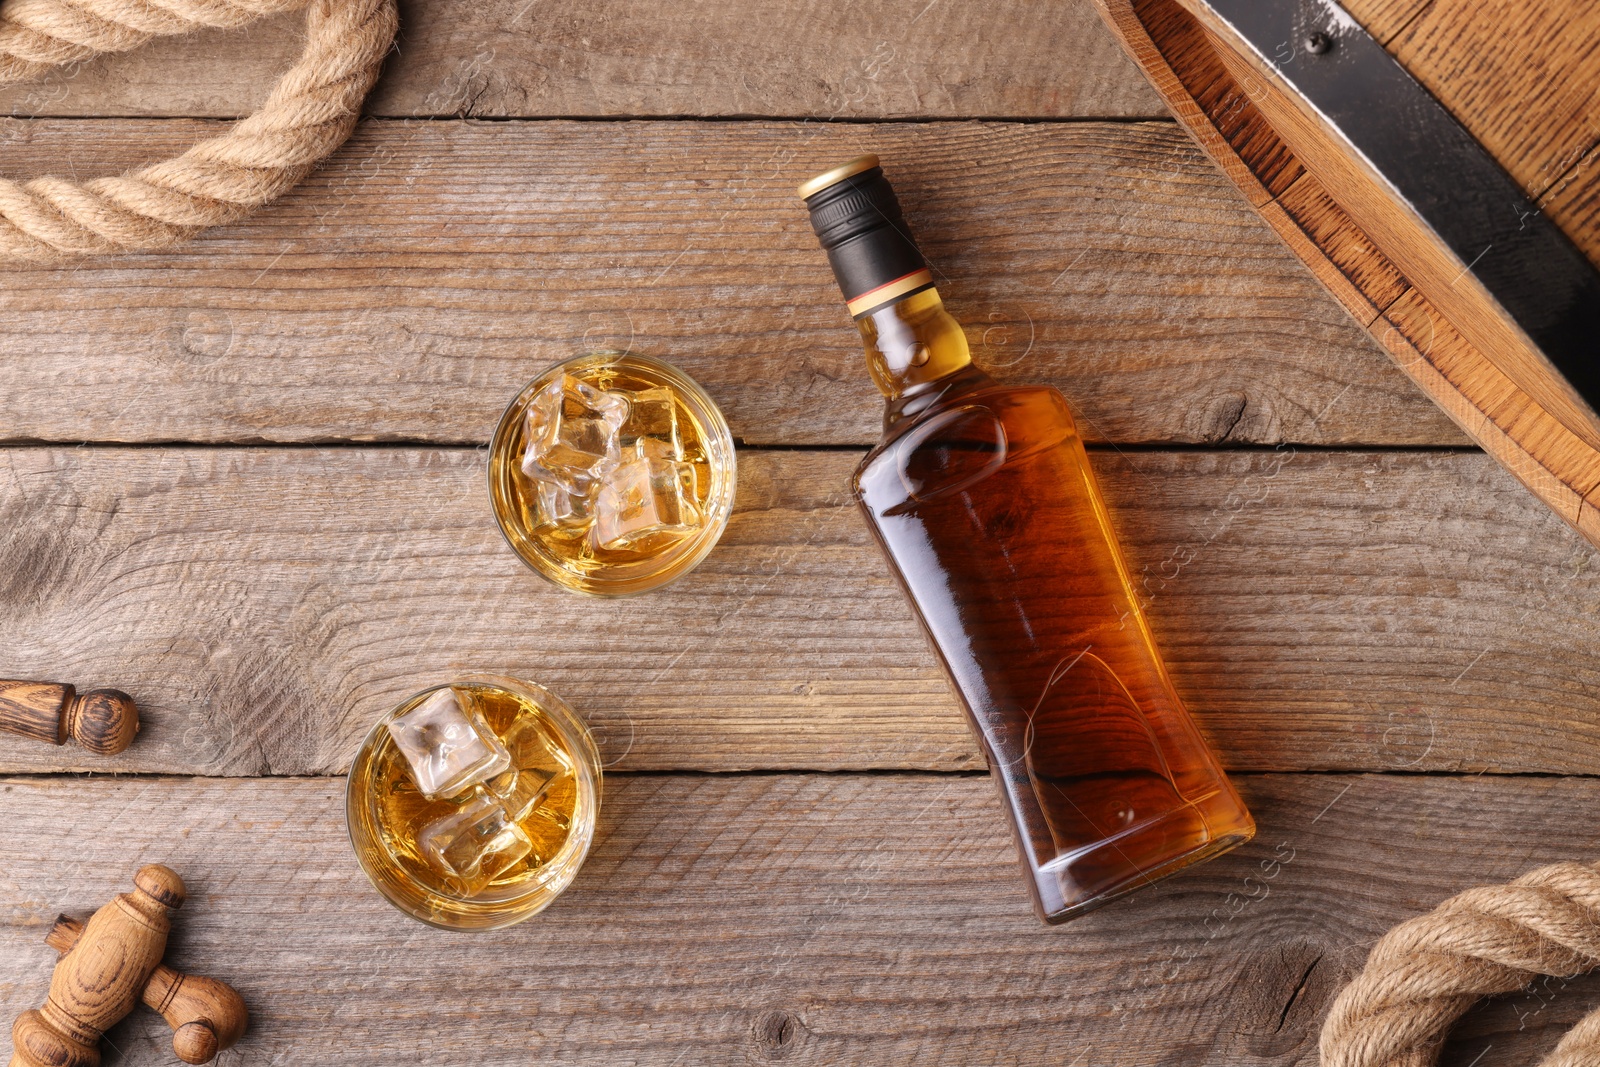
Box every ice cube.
[592,456,703,551]
[618,386,681,459]
[632,435,677,464]
[501,714,574,775]
[521,375,628,493]
[485,766,559,823]
[522,799,573,864]
[531,479,593,534]
[386,688,512,799]
[418,793,532,895]
[486,715,573,821]
[675,458,700,502]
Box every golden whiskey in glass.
[346,676,601,930]
[489,351,737,596]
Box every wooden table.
[2,2,1597,1064]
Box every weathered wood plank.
[0,0,1164,120]
[0,446,1594,778]
[0,119,1463,449]
[0,772,1593,1066]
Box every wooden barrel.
[1091,0,1600,546]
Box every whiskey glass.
[488,351,737,596]
[346,675,602,930]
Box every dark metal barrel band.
[1196,0,1600,412]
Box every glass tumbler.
[346,675,601,930]
[489,351,737,596]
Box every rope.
[0,0,397,259]
[1321,859,1600,1067]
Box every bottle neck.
[856,286,975,400]
[798,157,989,418]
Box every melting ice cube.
[386,688,512,799]
[531,479,593,534]
[593,457,703,551]
[502,714,575,777]
[489,714,573,820]
[618,386,681,459]
[521,375,628,493]
[419,793,532,895]
[486,767,558,823]
[632,436,676,464]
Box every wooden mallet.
[9,865,247,1067]
[0,679,138,755]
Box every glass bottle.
[799,155,1254,923]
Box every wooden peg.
[10,865,183,1067]
[0,679,138,755]
[8,864,246,1067]
[45,917,247,1065]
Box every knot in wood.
[0,0,398,259]
[1321,859,1600,1067]
[752,1009,804,1057]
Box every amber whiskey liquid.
[346,677,601,930]
[801,156,1254,923]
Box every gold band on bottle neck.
[845,268,934,317]
[797,154,880,199]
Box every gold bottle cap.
[797,154,881,199]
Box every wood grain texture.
[1127,0,1303,207]
[3,772,1598,1067]
[1384,0,1600,219]
[0,682,139,755]
[0,446,1594,778]
[1541,136,1600,280]
[1377,289,1600,542]
[1339,0,1432,45]
[1270,172,1407,323]
[8,866,185,1067]
[0,119,1463,449]
[0,681,70,746]
[1253,173,1600,542]
[43,917,249,1067]
[0,3,1582,1064]
[0,0,1164,120]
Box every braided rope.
[1322,860,1600,1067]
[0,0,397,259]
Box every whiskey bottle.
[799,155,1255,924]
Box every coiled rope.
[1322,859,1600,1067]
[0,0,396,258]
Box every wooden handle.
[0,680,138,755]
[145,971,248,1064]
[47,917,248,1065]
[8,865,183,1067]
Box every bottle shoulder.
[854,380,1078,501]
